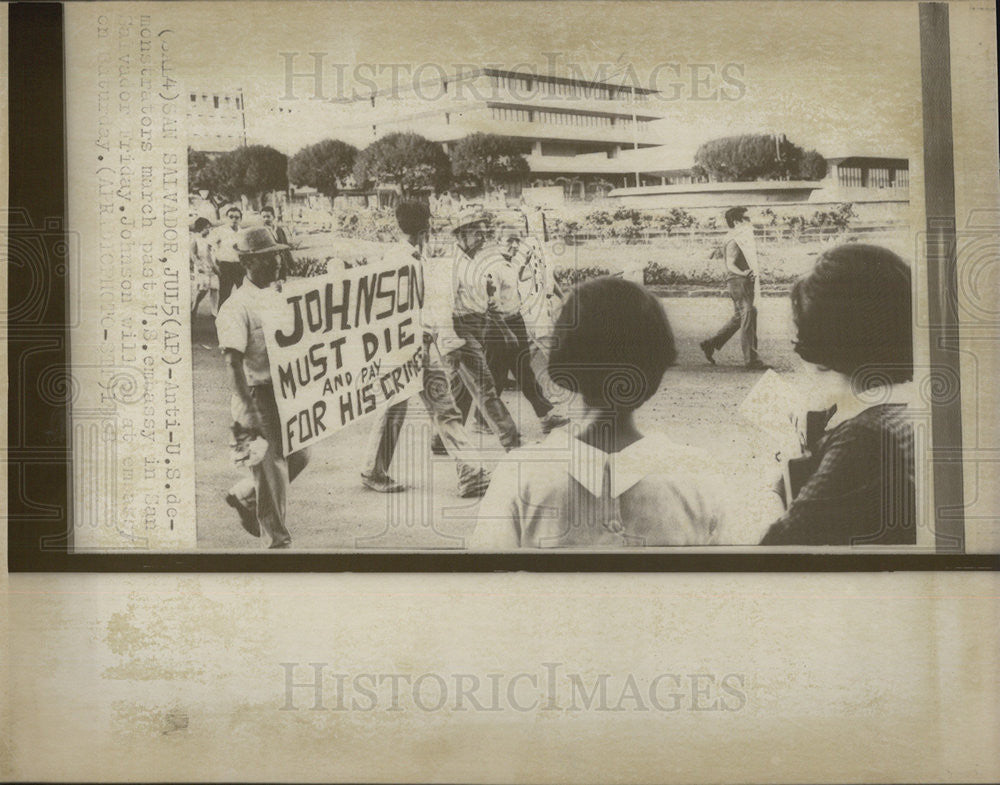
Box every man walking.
[700,206,768,369]
[447,210,522,451]
[360,202,491,497]
[217,227,309,548]
[212,205,245,307]
[260,206,295,279]
[477,227,567,433]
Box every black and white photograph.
[175,1,934,551]
[4,1,1000,782]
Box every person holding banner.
[360,202,492,498]
[217,227,310,548]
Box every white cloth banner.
[261,255,425,454]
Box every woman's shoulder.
[825,403,913,446]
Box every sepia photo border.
[6,1,996,572]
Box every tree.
[449,133,530,196]
[798,149,828,180]
[196,144,288,205]
[288,139,358,198]
[693,134,826,182]
[353,132,451,196]
[188,148,217,193]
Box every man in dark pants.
[260,206,295,280]
[446,210,521,451]
[474,232,567,433]
[218,227,309,548]
[212,205,245,307]
[700,206,768,370]
[359,201,491,497]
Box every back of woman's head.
[549,276,676,409]
[395,200,431,236]
[791,243,913,384]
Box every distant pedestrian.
[700,206,768,369]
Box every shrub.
[553,265,612,287]
[328,208,400,241]
[284,255,330,278]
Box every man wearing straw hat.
[217,226,310,548]
[360,201,491,497]
[445,208,521,451]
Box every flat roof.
[609,181,822,197]
[465,67,660,95]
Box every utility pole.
[631,85,640,187]
[238,87,248,147]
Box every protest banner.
[261,254,425,455]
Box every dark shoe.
[503,437,523,453]
[431,436,448,456]
[470,417,492,436]
[699,340,716,365]
[540,412,570,433]
[225,492,260,538]
[745,360,771,371]
[268,539,291,549]
[458,469,492,498]
[361,472,406,493]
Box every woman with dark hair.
[469,277,724,549]
[760,243,916,546]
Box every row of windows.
[189,93,242,110]
[487,74,648,101]
[491,107,532,123]
[489,106,650,129]
[837,166,909,188]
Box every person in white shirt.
[216,227,309,548]
[260,206,295,280]
[212,205,245,307]
[700,206,768,370]
[359,201,491,497]
[190,217,218,317]
[447,209,521,451]
[475,227,567,433]
[469,277,724,549]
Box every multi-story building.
[186,88,247,152]
[352,67,665,198]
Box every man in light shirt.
[447,209,521,451]
[260,206,295,280]
[360,202,491,497]
[212,205,245,307]
[700,206,768,370]
[216,227,309,548]
[476,227,567,433]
